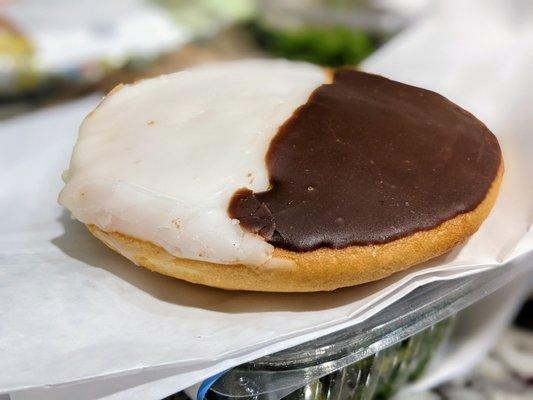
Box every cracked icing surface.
[59,59,327,266]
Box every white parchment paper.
[1,0,533,398]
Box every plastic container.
[201,265,521,400]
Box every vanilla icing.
[59,59,327,265]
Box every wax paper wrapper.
[1,0,533,399]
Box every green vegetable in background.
[253,24,375,67]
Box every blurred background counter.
[0,0,428,117]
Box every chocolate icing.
[229,70,501,252]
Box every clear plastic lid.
[210,264,523,399]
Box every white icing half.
[59,59,327,266]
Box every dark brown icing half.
[228,69,501,252]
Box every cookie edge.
[86,161,503,292]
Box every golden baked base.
[87,162,503,292]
